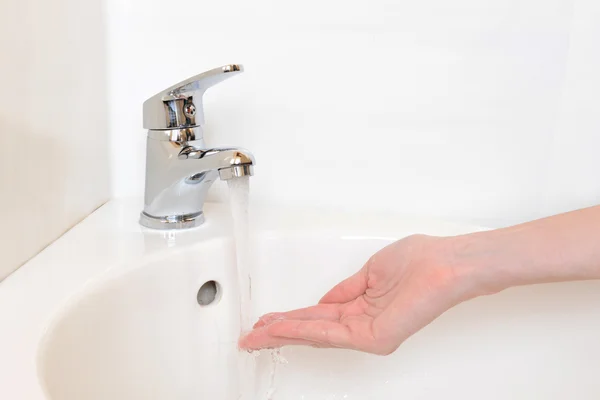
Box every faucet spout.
[140,139,256,230]
[177,146,255,180]
[178,146,254,181]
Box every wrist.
[445,230,522,301]
[444,206,600,302]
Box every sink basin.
[2,199,600,399]
[39,236,241,400]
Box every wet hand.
[239,234,472,355]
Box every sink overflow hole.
[197,280,220,306]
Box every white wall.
[0,0,110,279]
[106,0,600,228]
[542,0,600,217]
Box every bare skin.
[239,206,600,355]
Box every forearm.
[452,206,600,297]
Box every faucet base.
[139,211,205,230]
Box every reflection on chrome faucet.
[139,64,255,230]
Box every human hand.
[240,206,600,355]
[239,234,476,355]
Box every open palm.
[239,234,467,355]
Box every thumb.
[319,268,368,304]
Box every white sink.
[38,236,241,400]
[2,199,600,399]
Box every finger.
[238,327,328,350]
[253,313,285,329]
[267,319,353,349]
[253,304,342,329]
[319,268,368,304]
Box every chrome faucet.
[139,64,255,230]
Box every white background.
[106,0,600,228]
[1,0,599,278]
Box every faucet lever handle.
[143,64,244,130]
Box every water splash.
[266,349,288,399]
